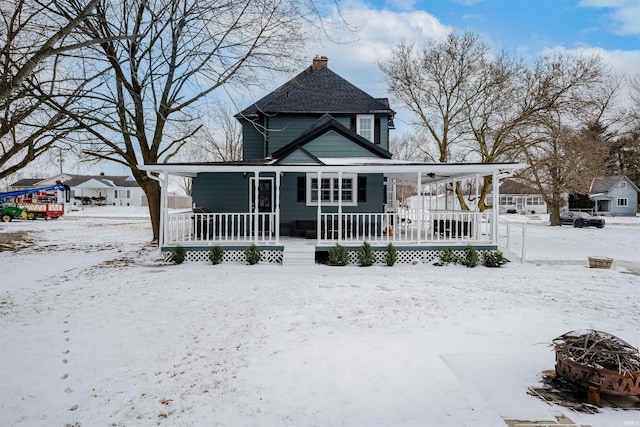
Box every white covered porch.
[141,161,523,253]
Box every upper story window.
[357,115,374,142]
[620,181,627,189]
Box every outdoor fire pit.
[553,330,640,404]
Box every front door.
[251,179,273,212]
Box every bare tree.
[185,107,243,162]
[380,33,488,164]
[607,75,640,187]
[515,59,616,224]
[0,0,130,180]
[0,0,99,102]
[175,106,243,195]
[389,132,428,162]
[54,0,337,242]
[381,33,615,215]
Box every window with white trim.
[527,196,544,205]
[620,181,627,189]
[306,173,357,206]
[356,115,374,142]
[617,198,628,207]
[115,189,130,198]
[500,196,513,205]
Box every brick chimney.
[312,55,328,71]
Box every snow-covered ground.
[0,210,638,427]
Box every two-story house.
[140,56,523,264]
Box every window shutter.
[350,117,356,132]
[357,176,367,202]
[374,117,380,145]
[297,176,306,202]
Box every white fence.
[498,217,528,262]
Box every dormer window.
[357,114,374,142]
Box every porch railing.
[319,210,493,245]
[164,210,493,246]
[165,212,278,245]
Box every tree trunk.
[549,204,561,226]
[139,177,161,243]
[454,182,470,211]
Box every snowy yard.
[0,210,639,426]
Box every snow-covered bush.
[244,244,261,265]
[209,245,224,265]
[329,243,349,266]
[460,245,478,268]
[357,241,375,267]
[483,250,509,268]
[172,245,186,264]
[434,248,457,266]
[385,243,398,267]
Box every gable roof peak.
[237,58,394,118]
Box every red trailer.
[17,201,65,219]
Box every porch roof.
[139,160,526,184]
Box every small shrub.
[172,245,186,264]
[209,245,224,265]
[483,250,509,268]
[245,244,261,265]
[434,247,457,266]
[328,243,349,266]
[460,245,478,268]
[357,241,375,267]
[385,243,398,267]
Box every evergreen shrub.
[329,243,349,266]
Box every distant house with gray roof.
[498,180,549,214]
[17,173,145,206]
[589,175,639,216]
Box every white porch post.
[253,171,260,243]
[275,172,281,243]
[316,171,322,242]
[475,174,480,240]
[417,172,422,244]
[492,171,499,244]
[337,171,343,242]
[160,172,168,249]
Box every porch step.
[282,244,316,266]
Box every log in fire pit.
[553,329,640,404]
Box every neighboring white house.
[498,180,549,214]
[17,173,145,207]
[589,175,639,216]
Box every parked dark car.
[559,211,605,228]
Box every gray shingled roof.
[237,66,394,117]
[589,175,634,193]
[61,175,139,188]
[499,180,541,195]
[10,178,45,187]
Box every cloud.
[300,3,452,98]
[541,45,640,78]
[579,0,640,35]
